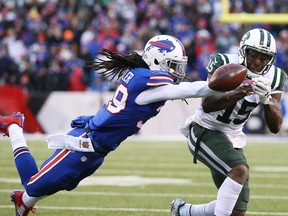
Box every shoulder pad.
[270,66,287,91]
[206,53,232,75]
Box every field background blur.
[1,138,288,215]
[0,1,288,215]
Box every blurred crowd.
[0,0,288,93]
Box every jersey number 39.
[107,84,128,113]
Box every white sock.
[8,124,28,151]
[191,200,216,216]
[22,191,46,208]
[214,177,243,216]
[180,200,216,216]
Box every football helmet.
[238,28,277,78]
[142,35,188,83]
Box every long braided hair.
[89,49,149,81]
[89,48,189,105]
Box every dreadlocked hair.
[89,48,149,81]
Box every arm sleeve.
[135,81,218,105]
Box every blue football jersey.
[88,68,174,152]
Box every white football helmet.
[142,35,188,83]
[238,28,277,78]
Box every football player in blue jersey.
[0,35,223,216]
[170,29,287,216]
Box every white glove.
[251,76,273,105]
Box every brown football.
[208,63,247,92]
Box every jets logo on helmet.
[146,40,176,53]
[241,31,250,45]
[142,35,188,84]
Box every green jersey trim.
[271,67,287,91]
[206,53,231,75]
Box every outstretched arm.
[135,81,217,105]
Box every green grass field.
[0,136,288,215]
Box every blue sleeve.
[146,71,174,87]
[70,115,94,128]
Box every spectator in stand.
[275,29,288,73]
[215,26,238,53]
[194,29,216,80]
[0,0,287,93]
[0,43,19,85]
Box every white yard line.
[1,189,288,200]
[1,175,288,189]
[1,134,287,143]
[1,205,288,215]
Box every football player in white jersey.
[170,28,287,216]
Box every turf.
[0,136,288,215]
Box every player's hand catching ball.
[251,76,273,105]
[236,80,255,95]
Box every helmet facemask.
[158,57,188,84]
[238,28,277,79]
[241,46,275,77]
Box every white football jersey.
[180,53,287,148]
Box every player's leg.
[26,127,106,196]
[10,147,105,216]
[27,149,105,193]
[171,122,248,216]
[0,113,43,215]
[1,116,106,215]
[0,113,39,184]
[211,171,249,216]
[171,124,219,216]
[171,198,216,216]
[21,128,106,216]
[192,123,248,216]
[211,151,250,216]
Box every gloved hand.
[251,76,273,105]
[238,79,255,95]
[70,115,94,128]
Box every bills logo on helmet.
[146,40,175,53]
